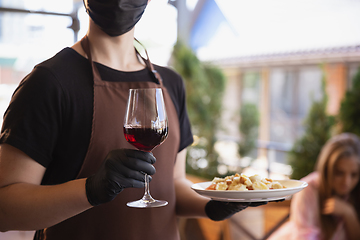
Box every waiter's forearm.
[0,178,91,232]
[174,178,209,218]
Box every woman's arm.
[342,205,360,240]
[0,144,92,232]
[173,149,209,218]
[287,173,322,239]
[323,197,360,240]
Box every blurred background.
[1,0,360,239]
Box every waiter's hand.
[85,149,156,206]
[205,200,268,221]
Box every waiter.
[0,0,264,239]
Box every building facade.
[215,45,360,176]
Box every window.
[241,71,261,105]
[269,66,322,163]
[347,63,360,89]
[0,0,75,126]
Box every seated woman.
[269,133,360,240]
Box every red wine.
[123,127,168,152]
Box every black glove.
[205,200,268,221]
[85,149,156,206]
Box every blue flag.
[190,0,229,50]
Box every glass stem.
[142,174,155,203]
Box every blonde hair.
[315,133,360,239]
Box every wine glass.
[123,88,169,208]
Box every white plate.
[191,179,308,202]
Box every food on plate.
[206,173,286,191]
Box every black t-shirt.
[0,48,193,185]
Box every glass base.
[127,173,168,208]
[127,199,168,208]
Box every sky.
[134,0,178,65]
[137,0,360,62]
[2,0,360,66]
[197,0,360,60]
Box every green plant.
[238,103,259,157]
[288,74,334,180]
[171,41,226,179]
[338,67,360,136]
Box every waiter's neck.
[84,19,145,72]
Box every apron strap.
[80,36,103,84]
[80,35,163,86]
[134,38,163,85]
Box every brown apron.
[37,36,181,240]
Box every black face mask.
[84,0,148,37]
